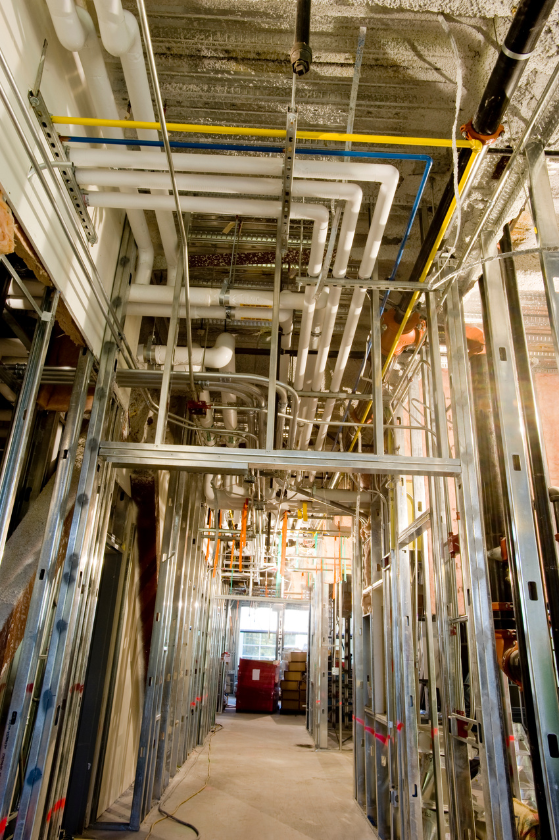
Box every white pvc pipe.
[76,170,362,279]
[293,285,316,392]
[127,302,293,324]
[70,149,399,279]
[143,332,234,369]
[216,334,238,440]
[313,286,367,453]
[127,284,328,311]
[91,0,179,274]
[44,1,154,358]
[45,0,87,51]
[86,192,329,276]
[92,0,135,56]
[298,286,342,450]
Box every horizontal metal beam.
[98,443,461,477]
[213,594,311,604]
[398,508,431,548]
[296,276,435,292]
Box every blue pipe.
[64,133,429,162]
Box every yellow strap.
[51,115,481,150]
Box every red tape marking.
[396,721,403,732]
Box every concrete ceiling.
[90,0,558,381]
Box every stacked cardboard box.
[280,651,307,712]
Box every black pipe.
[500,223,559,666]
[399,0,555,318]
[291,0,312,76]
[473,0,557,136]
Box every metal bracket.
[28,88,98,245]
[280,109,297,254]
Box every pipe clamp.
[501,44,532,61]
[460,119,504,146]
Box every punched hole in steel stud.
[528,582,538,600]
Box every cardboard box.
[281,679,300,691]
[289,661,306,672]
[281,689,300,701]
[281,699,300,710]
[290,651,307,662]
[284,670,303,682]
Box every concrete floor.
[90,708,373,840]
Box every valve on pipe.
[291,0,312,76]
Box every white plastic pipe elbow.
[92,0,136,56]
[45,0,87,52]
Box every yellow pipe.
[345,148,480,456]
[51,115,481,150]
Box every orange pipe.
[281,511,288,576]
[239,499,248,573]
[212,511,222,578]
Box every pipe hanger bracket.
[461,119,505,146]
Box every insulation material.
[95,543,146,819]
[0,197,14,255]
[0,468,80,692]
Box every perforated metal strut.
[280,110,297,254]
[28,89,98,245]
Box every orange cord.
[239,499,248,573]
[212,511,222,578]
[280,511,288,576]
[205,509,212,564]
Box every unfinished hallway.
[0,0,558,837]
[92,712,369,840]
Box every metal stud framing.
[480,234,559,839]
